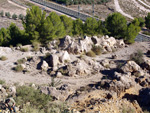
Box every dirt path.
[114,0,134,19]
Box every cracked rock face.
[121,61,141,73]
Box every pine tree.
[84,17,98,36]
[47,12,65,39]
[60,15,73,36]
[72,18,83,36]
[105,12,127,38]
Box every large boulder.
[121,61,141,73]
[59,35,73,49]
[142,56,150,70]
[73,60,90,76]
[99,72,134,95]
[79,36,93,53]
[9,86,16,96]
[49,54,59,68]
[67,41,80,54]
[41,60,49,71]
[91,36,100,44]
[61,36,93,54]
[105,37,116,47]
[101,59,109,67]
[116,39,125,48]
[59,51,70,63]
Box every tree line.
[52,0,111,5]
[0,6,147,46]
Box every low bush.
[14,64,24,72]
[32,41,40,51]
[86,50,96,57]
[5,12,11,18]
[0,10,4,17]
[0,79,5,84]
[12,14,17,20]
[92,45,103,55]
[19,14,24,20]
[17,58,27,64]
[130,50,144,65]
[0,56,8,61]
[20,47,29,52]
[21,105,45,113]
[16,43,22,48]
[15,86,51,110]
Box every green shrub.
[12,14,17,20]
[5,12,11,18]
[143,31,150,36]
[0,79,5,84]
[0,56,8,61]
[19,14,24,20]
[22,105,45,113]
[20,47,29,52]
[130,50,144,65]
[32,41,40,51]
[17,58,27,64]
[15,86,51,109]
[16,43,22,48]
[0,10,4,17]
[14,64,24,72]
[86,50,96,57]
[92,45,103,55]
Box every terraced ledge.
[136,0,150,10]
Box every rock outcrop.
[121,61,141,73]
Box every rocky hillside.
[0,35,150,112]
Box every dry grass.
[0,56,7,61]
[118,0,147,18]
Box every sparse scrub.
[0,79,5,84]
[16,43,22,48]
[15,86,51,110]
[32,41,40,51]
[17,58,27,64]
[12,14,17,20]
[0,10,4,17]
[21,105,45,113]
[86,50,96,57]
[49,77,62,87]
[92,45,103,55]
[130,50,144,65]
[20,47,29,52]
[19,14,24,20]
[0,56,7,61]
[122,106,135,113]
[5,12,11,18]
[14,64,24,72]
